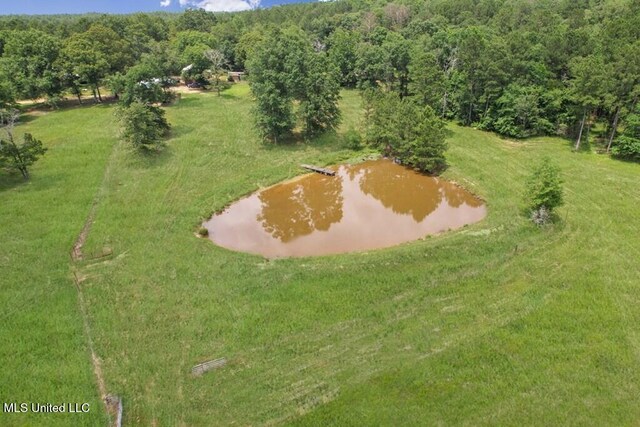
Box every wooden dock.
[301,164,336,176]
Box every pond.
[203,159,486,258]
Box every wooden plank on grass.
[192,358,227,376]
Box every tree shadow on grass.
[442,127,455,140]
[260,130,344,154]
[122,142,173,170]
[557,131,593,153]
[168,123,195,139]
[22,97,117,112]
[0,172,28,192]
[609,154,640,165]
[219,89,240,100]
[0,170,64,193]
[15,101,117,128]
[169,96,206,110]
[16,114,41,125]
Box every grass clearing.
[1,83,639,425]
[0,104,115,426]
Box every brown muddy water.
[203,159,486,258]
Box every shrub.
[611,135,640,161]
[480,85,558,138]
[115,102,170,150]
[611,112,640,161]
[0,132,47,180]
[524,157,563,224]
[0,110,47,180]
[343,128,363,150]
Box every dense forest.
[1,0,639,159]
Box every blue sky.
[0,0,319,15]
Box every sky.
[0,0,320,15]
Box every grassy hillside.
[1,83,639,425]
[0,105,115,426]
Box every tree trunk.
[77,93,83,105]
[400,74,409,99]
[575,109,587,151]
[606,106,621,153]
[92,88,98,102]
[96,86,103,102]
[467,101,473,125]
[19,166,29,180]
[9,141,29,180]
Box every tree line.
[0,1,639,162]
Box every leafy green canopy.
[366,91,448,174]
[58,24,134,102]
[0,29,62,101]
[115,101,170,150]
[247,27,341,142]
[524,157,564,214]
[0,0,638,153]
[0,132,47,180]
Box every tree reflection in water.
[257,173,343,242]
[352,161,442,222]
[205,159,486,257]
[440,180,484,208]
[352,160,482,219]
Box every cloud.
[174,0,259,12]
[160,0,171,6]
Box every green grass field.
[2,83,639,426]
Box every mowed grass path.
[2,83,639,425]
[0,106,114,426]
